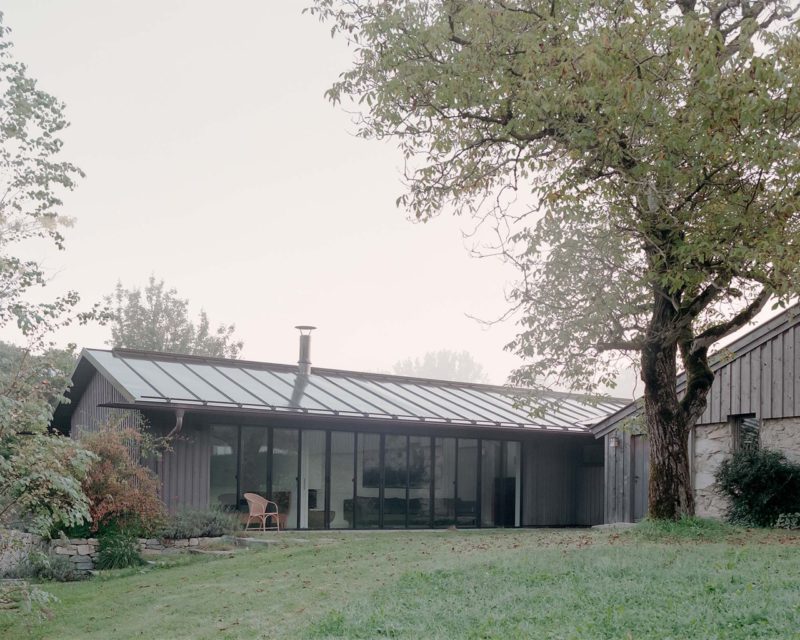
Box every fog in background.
[2,2,646,393]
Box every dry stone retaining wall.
[0,530,43,575]
[49,536,221,572]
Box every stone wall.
[50,538,99,572]
[761,417,800,464]
[0,530,43,575]
[49,536,215,572]
[693,421,733,518]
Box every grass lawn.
[2,524,799,639]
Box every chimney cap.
[295,325,316,334]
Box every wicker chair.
[243,492,281,532]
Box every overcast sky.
[2,1,541,385]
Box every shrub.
[715,448,800,527]
[775,512,800,530]
[5,551,86,582]
[77,423,166,536]
[158,508,239,539]
[95,532,143,570]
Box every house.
[52,331,627,529]
[593,305,800,523]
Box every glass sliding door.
[300,430,327,529]
[355,433,380,528]
[457,438,478,526]
[330,431,355,529]
[407,436,432,527]
[272,428,299,529]
[209,425,520,530]
[239,426,269,511]
[480,440,502,527]
[433,437,456,527]
[505,441,522,527]
[382,435,408,528]
[210,425,239,511]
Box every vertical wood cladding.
[70,372,140,438]
[156,421,210,513]
[699,321,800,425]
[523,436,603,526]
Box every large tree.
[310,0,800,518]
[394,349,490,383]
[106,276,244,358]
[0,12,93,534]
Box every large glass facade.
[505,441,522,527]
[208,424,521,529]
[239,426,268,509]
[272,428,298,530]
[480,440,520,527]
[301,430,326,529]
[330,431,354,529]
[433,437,456,527]
[382,435,408,528]
[355,433,381,529]
[210,425,239,510]
[481,440,502,527]
[457,439,479,526]
[407,436,432,527]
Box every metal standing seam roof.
[78,348,628,433]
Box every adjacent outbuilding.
[593,305,800,523]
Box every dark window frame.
[731,414,760,453]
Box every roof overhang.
[101,401,595,436]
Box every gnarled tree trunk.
[641,300,695,519]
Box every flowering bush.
[78,424,166,535]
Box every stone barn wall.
[760,417,800,464]
[692,422,733,518]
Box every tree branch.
[691,288,771,352]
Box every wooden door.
[631,435,650,521]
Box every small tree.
[393,350,489,383]
[106,276,243,358]
[0,12,93,535]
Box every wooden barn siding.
[155,421,210,513]
[70,372,140,439]
[698,323,800,425]
[604,431,631,524]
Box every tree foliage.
[0,12,93,535]
[106,276,243,358]
[310,0,800,517]
[393,349,489,383]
